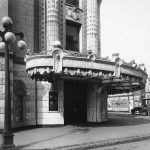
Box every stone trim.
[25,54,147,81]
[65,3,83,24]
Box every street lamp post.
[0,16,27,150]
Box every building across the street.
[0,0,147,130]
[108,90,145,112]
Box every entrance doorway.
[64,81,87,124]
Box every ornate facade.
[0,0,147,129]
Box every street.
[91,139,150,150]
[89,112,150,150]
[1,111,150,150]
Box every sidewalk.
[1,112,150,150]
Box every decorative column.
[86,0,100,56]
[87,83,108,122]
[47,0,60,51]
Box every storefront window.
[49,91,58,111]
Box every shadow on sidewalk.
[107,112,150,126]
[68,112,150,128]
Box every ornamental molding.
[65,4,83,23]
[25,49,147,91]
[52,48,64,73]
[25,54,147,81]
[25,49,147,94]
[87,54,97,61]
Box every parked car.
[131,106,150,115]
[131,107,143,115]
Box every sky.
[100,0,150,74]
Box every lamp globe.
[4,32,16,43]
[0,42,5,50]
[17,40,27,50]
[2,16,13,28]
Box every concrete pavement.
[1,112,150,150]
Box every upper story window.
[66,0,79,7]
[66,21,80,52]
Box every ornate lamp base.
[1,131,15,150]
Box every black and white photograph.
[0,0,150,149]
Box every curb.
[20,134,150,150]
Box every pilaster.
[86,0,100,56]
[47,0,60,51]
[87,83,108,122]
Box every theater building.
[0,0,147,129]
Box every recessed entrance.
[64,81,87,125]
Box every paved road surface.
[1,111,150,150]
[91,139,150,150]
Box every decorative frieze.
[25,50,147,82]
[65,4,83,24]
[25,48,147,95]
[121,66,143,78]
